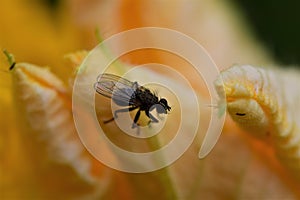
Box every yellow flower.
[1,0,300,199]
[216,64,300,181]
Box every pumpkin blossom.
[1,0,300,199]
[2,49,299,199]
[216,65,300,182]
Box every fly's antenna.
[168,104,174,114]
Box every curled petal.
[11,63,112,199]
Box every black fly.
[94,73,171,130]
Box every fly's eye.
[159,98,170,111]
[160,98,167,105]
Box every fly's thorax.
[136,88,159,107]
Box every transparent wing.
[94,73,139,106]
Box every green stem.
[147,136,178,200]
[94,28,125,74]
[3,49,16,70]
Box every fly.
[94,73,171,131]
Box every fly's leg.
[104,106,138,124]
[132,109,141,128]
[132,108,142,135]
[134,125,141,135]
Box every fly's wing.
[94,73,138,106]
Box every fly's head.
[157,98,171,114]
